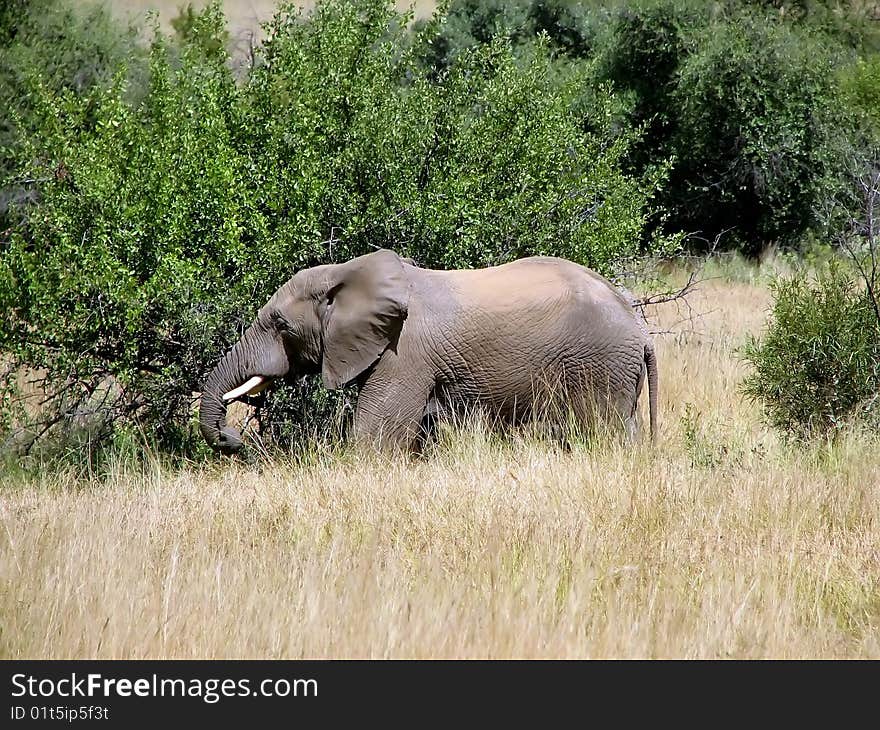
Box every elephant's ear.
[320,249,410,390]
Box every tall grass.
[1,270,879,658]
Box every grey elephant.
[199,249,658,454]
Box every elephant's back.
[420,257,634,320]
[407,256,646,369]
[443,257,572,309]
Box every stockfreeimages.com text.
[11,673,317,704]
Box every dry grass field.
[1,259,879,658]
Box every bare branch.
[834,151,880,332]
[634,270,700,308]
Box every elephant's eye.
[324,283,342,306]
[269,310,292,332]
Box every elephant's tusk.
[223,376,266,402]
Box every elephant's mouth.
[223,375,274,402]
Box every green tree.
[0,0,657,458]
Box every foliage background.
[1,0,879,457]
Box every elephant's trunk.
[199,323,289,454]
[199,360,246,455]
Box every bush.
[417,0,600,68]
[741,262,880,438]
[0,5,247,456]
[414,0,533,75]
[596,2,691,130]
[668,15,840,253]
[593,0,697,201]
[839,55,880,142]
[526,0,597,58]
[593,3,845,253]
[0,0,657,457]
[420,1,880,256]
[415,1,880,256]
[0,0,144,222]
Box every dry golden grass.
[2,263,879,658]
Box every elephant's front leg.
[352,373,433,453]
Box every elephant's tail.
[644,343,659,442]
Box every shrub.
[527,0,597,58]
[596,2,691,129]
[592,0,699,200]
[240,1,654,272]
[0,0,657,457]
[0,5,248,456]
[414,0,531,75]
[839,55,880,142]
[418,1,878,256]
[741,262,880,438]
[0,0,144,221]
[667,15,840,253]
[592,2,844,253]
[414,0,600,76]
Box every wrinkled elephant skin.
[199,250,658,453]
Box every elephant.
[199,249,658,454]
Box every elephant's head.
[199,249,410,454]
